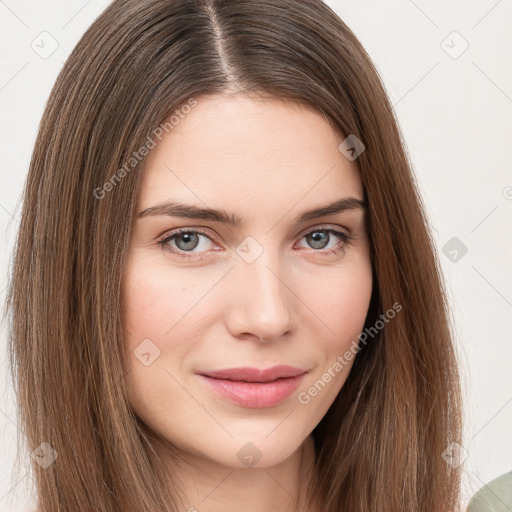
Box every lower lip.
[197,373,306,408]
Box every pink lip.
[197,365,307,408]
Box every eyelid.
[157,222,351,240]
[297,222,352,238]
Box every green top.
[467,471,512,512]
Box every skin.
[121,93,373,512]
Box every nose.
[224,248,296,343]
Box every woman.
[5,0,463,510]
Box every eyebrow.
[137,197,366,226]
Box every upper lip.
[199,365,307,383]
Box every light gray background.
[1,1,511,510]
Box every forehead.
[138,94,363,216]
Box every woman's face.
[121,94,373,469]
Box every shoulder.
[467,471,512,512]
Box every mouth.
[196,365,308,408]
[198,365,308,383]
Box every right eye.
[157,228,220,260]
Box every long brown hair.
[5,0,463,510]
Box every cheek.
[299,256,373,348]
[121,251,214,352]
[293,259,373,418]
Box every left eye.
[157,227,353,259]
[298,228,351,251]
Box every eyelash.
[156,226,354,261]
